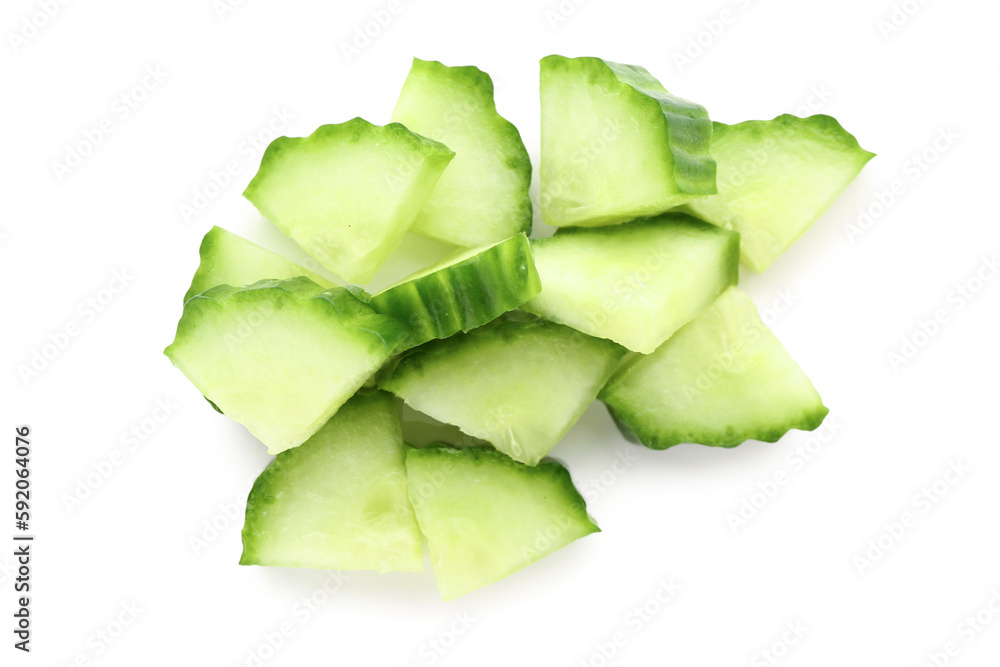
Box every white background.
[4,0,1000,665]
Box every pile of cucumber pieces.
[166,56,873,600]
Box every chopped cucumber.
[184,226,333,302]
[405,445,599,600]
[381,317,626,465]
[540,55,716,227]
[599,287,828,449]
[240,390,422,572]
[522,213,739,354]
[368,232,540,351]
[391,58,532,247]
[164,277,407,454]
[685,114,875,272]
[243,118,455,283]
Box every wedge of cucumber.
[600,287,828,449]
[685,114,874,272]
[381,317,626,465]
[522,213,739,354]
[406,445,599,600]
[540,55,716,227]
[184,226,333,302]
[244,118,454,283]
[391,58,532,247]
[368,232,540,351]
[165,277,407,454]
[241,390,422,572]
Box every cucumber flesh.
[599,287,828,449]
[540,55,716,227]
[369,232,540,351]
[184,226,333,302]
[522,213,739,354]
[685,114,875,272]
[243,118,454,283]
[381,317,626,465]
[240,390,422,572]
[164,277,408,454]
[391,58,532,247]
[406,445,599,600]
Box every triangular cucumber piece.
[686,114,875,272]
[522,213,739,354]
[240,391,422,572]
[381,318,626,465]
[164,277,407,454]
[369,232,540,351]
[243,118,455,283]
[391,58,532,247]
[184,226,333,302]
[599,287,828,449]
[406,445,599,600]
[540,55,716,227]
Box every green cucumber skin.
[240,390,422,572]
[184,226,333,302]
[540,55,716,228]
[686,114,874,272]
[243,118,455,284]
[392,58,532,247]
[405,445,599,600]
[369,233,541,351]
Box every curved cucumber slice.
[243,118,455,283]
[522,213,739,354]
[685,114,875,272]
[406,445,599,600]
[382,317,626,465]
[599,287,828,449]
[164,277,407,454]
[540,55,716,227]
[240,390,422,572]
[369,232,540,351]
[391,58,532,247]
[184,226,333,302]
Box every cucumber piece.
[522,213,739,354]
[164,277,407,454]
[243,118,455,283]
[685,114,875,272]
[184,226,333,302]
[391,58,532,247]
[599,287,828,449]
[381,318,626,465]
[368,232,540,351]
[240,390,422,572]
[540,55,716,228]
[406,445,599,600]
